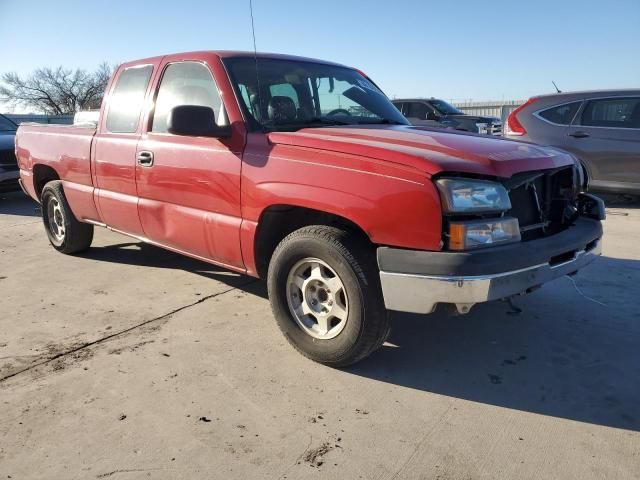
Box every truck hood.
[268,125,574,178]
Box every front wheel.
[41,180,93,254]
[267,226,390,367]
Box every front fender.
[241,143,443,253]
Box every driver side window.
[152,61,224,133]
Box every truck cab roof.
[118,50,350,70]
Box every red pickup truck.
[16,51,605,366]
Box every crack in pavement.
[277,432,313,480]
[0,279,258,384]
[96,467,165,478]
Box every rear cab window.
[106,65,154,133]
[269,83,300,108]
[537,101,582,125]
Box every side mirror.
[167,105,231,138]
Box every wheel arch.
[253,204,372,279]
[32,164,61,200]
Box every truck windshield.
[0,114,17,132]
[224,57,409,131]
[430,99,464,116]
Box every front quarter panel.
[240,134,442,273]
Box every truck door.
[93,62,159,236]
[135,59,245,269]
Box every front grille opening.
[505,166,577,241]
[549,250,576,267]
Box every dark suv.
[0,113,19,193]
[504,90,640,195]
[392,98,502,135]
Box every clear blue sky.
[1,0,639,112]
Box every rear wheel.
[267,225,390,367]
[41,181,93,253]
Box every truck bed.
[16,123,97,220]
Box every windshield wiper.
[358,119,406,125]
[302,117,352,126]
[264,117,353,132]
[265,118,352,130]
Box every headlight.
[436,178,512,214]
[448,217,521,250]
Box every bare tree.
[0,63,112,114]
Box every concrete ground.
[1,191,639,480]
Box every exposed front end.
[378,165,605,314]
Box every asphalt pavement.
[1,191,639,480]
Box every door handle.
[137,150,154,167]
[569,131,590,138]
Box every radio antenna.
[552,80,561,93]
[249,0,258,56]
[249,0,263,125]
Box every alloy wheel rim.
[286,257,349,340]
[47,198,65,242]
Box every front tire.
[267,226,390,367]
[41,181,93,254]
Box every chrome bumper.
[379,238,601,315]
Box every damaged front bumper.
[378,216,603,314]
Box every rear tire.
[267,225,390,367]
[41,181,93,254]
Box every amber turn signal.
[447,217,521,250]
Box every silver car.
[504,90,640,195]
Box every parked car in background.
[0,113,19,193]
[392,98,503,135]
[16,51,604,366]
[504,90,640,195]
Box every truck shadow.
[348,254,640,432]
[81,239,640,431]
[77,241,264,292]
[0,191,39,217]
